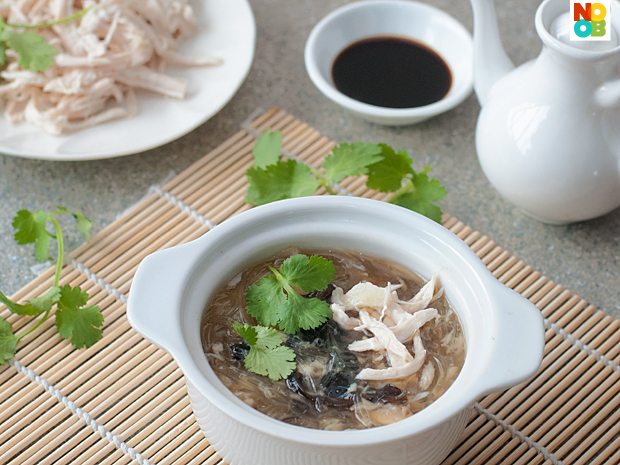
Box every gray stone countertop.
[0,0,618,318]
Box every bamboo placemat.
[1,108,619,465]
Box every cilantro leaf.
[252,130,282,168]
[0,30,57,72]
[55,285,103,349]
[5,206,98,356]
[234,322,295,380]
[393,193,442,223]
[245,344,296,381]
[234,322,284,350]
[12,209,43,244]
[245,159,320,206]
[254,325,284,349]
[277,291,332,334]
[322,142,383,184]
[245,275,286,327]
[0,317,19,365]
[12,209,52,262]
[55,207,93,241]
[0,42,5,66]
[244,254,335,335]
[12,210,47,245]
[279,254,335,292]
[233,321,258,346]
[366,144,414,192]
[0,290,39,316]
[0,287,58,316]
[391,168,446,223]
[27,286,62,312]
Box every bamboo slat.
[1,108,618,465]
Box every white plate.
[0,0,256,161]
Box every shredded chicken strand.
[332,274,442,381]
[419,360,436,391]
[396,274,443,313]
[0,0,221,134]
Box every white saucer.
[305,0,473,125]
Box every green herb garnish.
[0,7,91,72]
[0,207,103,364]
[245,159,320,206]
[322,142,384,184]
[234,254,335,380]
[246,254,335,334]
[367,144,447,223]
[252,130,283,168]
[245,130,447,223]
[233,322,296,381]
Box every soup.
[201,248,465,430]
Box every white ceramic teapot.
[470,0,620,223]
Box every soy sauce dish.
[305,0,473,125]
[128,196,544,465]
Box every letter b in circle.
[574,19,592,37]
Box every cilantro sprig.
[0,7,91,72]
[246,254,335,334]
[245,130,447,222]
[233,254,335,380]
[367,145,447,223]
[233,322,296,381]
[0,207,103,365]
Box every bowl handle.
[127,243,198,356]
[481,284,545,394]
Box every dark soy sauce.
[332,36,452,109]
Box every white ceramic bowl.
[304,0,474,125]
[128,197,544,465]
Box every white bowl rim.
[304,0,474,119]
[128,196,544,448]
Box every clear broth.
[201,248,465,430]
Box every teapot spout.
[470,0,514,106]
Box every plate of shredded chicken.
[0,0,255,160]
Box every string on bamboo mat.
[473,403,564,465]
[543,319,620,374]
[149,186,216,229]
[9,358,154,465]
[70,258,128,304]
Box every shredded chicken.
[389,308,438,344]
[396,274,443,312]
[368,403,413,426]
[335,281,403,311]
[330,302,360,330]
[352,311,428,381]
[0,0,222,134]
[419,361,435,390]
[331,274,442,381]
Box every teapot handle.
[595,79,620,108]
